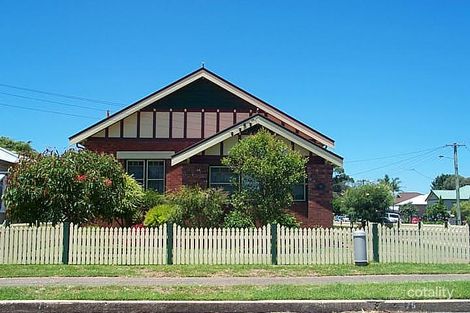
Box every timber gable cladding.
[70,68,343,227]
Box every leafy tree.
[379,174,401,194]
[400,203,417,223]
[0,136,36,155]
[425,198,449,222]
[431,174,470,190]
[335,183,393,224]
[4,150,136,225]
[451,201,470,224]
[169,186,227,228]
[332,167,354,197]
[222,129,306,226]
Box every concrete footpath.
[0,273,469,286]
[0,300,470,313]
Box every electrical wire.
[0,102,99,119]
[0,83,123,106]
[0,91,108,112]
[347,146,444,163]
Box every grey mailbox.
[353,229,368,266]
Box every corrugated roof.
[0,147,19,164]
[429,185,470,200]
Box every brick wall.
[84,138,200,155]
[182,163,209,188]
[306,160,334,228]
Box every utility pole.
[446,143,466,225]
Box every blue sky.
[1,1,469,193]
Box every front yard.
[1,263,469,277]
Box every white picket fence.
[69,224,166,265]
[0,223,469,265]
[369,224,470,263]
[0,224,63,264]
[277,226,354,264]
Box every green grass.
[0,263,469,278]
[0,281,467,300]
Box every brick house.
[69,68,343,227]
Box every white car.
[384,213,400,223]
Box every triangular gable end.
[171,114,343,167]
[69,68,335,147]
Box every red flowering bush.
[4,150,141,225]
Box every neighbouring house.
[0,147,19,223]
[69,68,343,227]
[391,192,428,217]
[426,185,470,210]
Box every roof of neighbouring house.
[426,185,470,201]
[395,194,428,206]
[0,147,19,164]
[394,192,423,205]
[69,68,336,148]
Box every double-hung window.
[209,166,237,193]
[292,177,307,201]
[126,160,165,193]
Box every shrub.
[273,212,300,228]
[169,186,227,228]
[4,150,130,225]
[142,189,167,209]
[114,175,145,226]
[224,210,255,228]
[143,204,178,227]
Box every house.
[0,147,19,223]
[69,68,343,227]
[426,185,470,209]
[392,192,428,217]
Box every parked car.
[383,212,400,223]
[334,215,350,223]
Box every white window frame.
[126,159,165,193]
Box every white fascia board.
[70,70,334,148]
[202,71,334,148]
[257,118,342,166]
[171,116,342,167]
[116,151,175,160]
[69,71,205,145]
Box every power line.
[347,146,443,163]
[0,83,123,106]
[0,102,99,119]
[0,91,108,112]
[350,146,445,176]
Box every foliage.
[223,210,255,228]
[4,150,132,225]
[399,203,417,223]
[169,186,227,228]
[142,189,168,208]
[378,174,401,194]
[222,129,307,226]
[143,204,178,227]
[113,175,145,226]
[431,174,470,190]
[451,201,470,223]
[335,183,394,223]
[332,167,354,198]
[0,136,36,155]
[425,198,449,222]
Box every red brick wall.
[182,163,209,188]
[83,138,200,155]
[305,160,334,228]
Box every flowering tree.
[4,150,138,225]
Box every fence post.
[61,222,70,265]
[372,223,379,262]
[271,224,278,265]
[166,223,174,265]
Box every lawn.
[0,281,467,300]
[0,263,469,277]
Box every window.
[147,160,165,193]
[126,160,165,193]
[209,166,237,193]
[292,177,307,201]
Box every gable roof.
[394,192,423,205]
[395,194,428,206]
[171,114,343,167]
[69,68,335,147]
[426,185,470,201]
